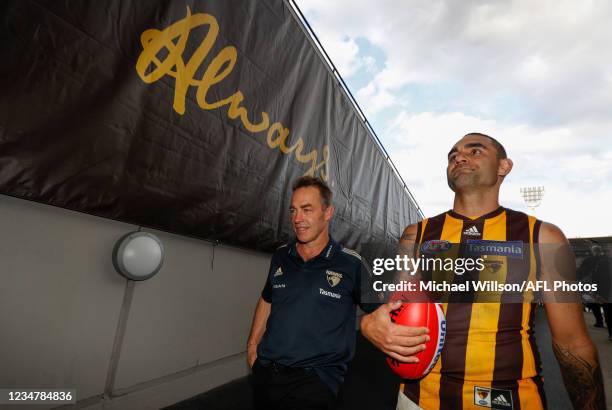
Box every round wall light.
[112,231,164,281]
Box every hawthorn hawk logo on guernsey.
[478,390,489,400]
[484,259,504,273]
[326,270,343,287]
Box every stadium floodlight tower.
[520,186,545,211]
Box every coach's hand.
[247,343,258,368]
[360,302,430,363]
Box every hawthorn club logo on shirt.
[326,270,343,287]
[474,387,491,407]
[473,386,514,409]
[483,259,504,273]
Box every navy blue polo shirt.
[258,238,367,394]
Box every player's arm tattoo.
[398,226,419,281]
[552,341,606,409]
[400,230,416,242]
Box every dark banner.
[0,0,421,253]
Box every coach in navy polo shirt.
[246,176,368,410]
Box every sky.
[293,0,612,238]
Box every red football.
[386,303,446,379]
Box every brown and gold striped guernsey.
[401,207,546,410]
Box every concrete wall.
[0,194,270,409]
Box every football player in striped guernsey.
[360,133,605,410]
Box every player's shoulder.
[503,207,551,227]
[537,221,568,244]
[400,223,419,243]
[503,207,567,244]
[503,206,533,220]
[410,211,446,234]
[400,215,431,245]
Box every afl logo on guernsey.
[421,240,452,253]
[326,270,343,287]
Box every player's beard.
[447,169,494,192]
[447,171,478,192]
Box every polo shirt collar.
[288,237,339,260]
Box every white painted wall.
[0,194,270,409]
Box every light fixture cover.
[112,231,164,281]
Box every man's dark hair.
[293,176,333,208]
[465,132,507,159]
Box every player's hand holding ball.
[386,302,446,379]
[360,301,431,364]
